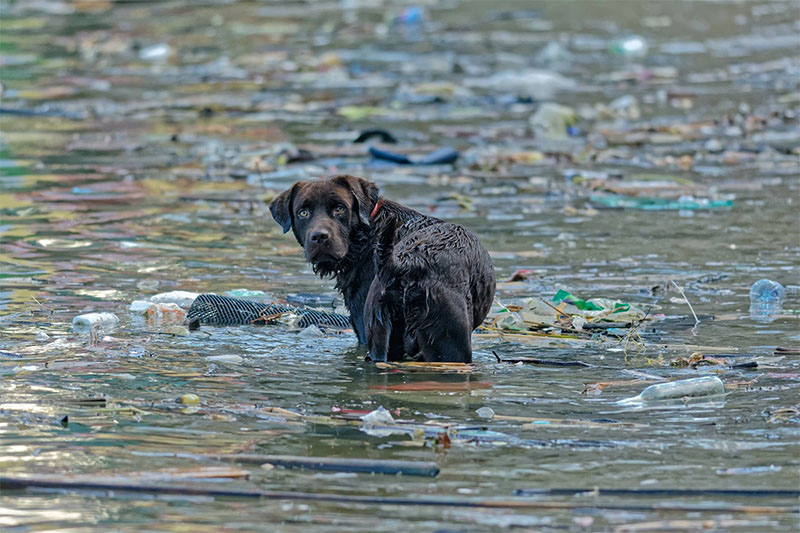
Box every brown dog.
[270,175,495,363]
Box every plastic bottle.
[749,279,785,305]
[617,376,725,405]
[72,312,119,333]
[749,279,785,320]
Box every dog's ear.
[331,175,379,225]
[270,183,299,233]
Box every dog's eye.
[297,208,309,218]
[332,205,346,216]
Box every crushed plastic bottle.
[495,311,526,331]
[72,312,119,333]
[618,376,725,405]
[749,279,785,320]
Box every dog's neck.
[312,198,425,344]
[310,219,374,344]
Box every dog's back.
[367,200,495,362]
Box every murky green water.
[1,0,798,530]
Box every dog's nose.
[309,230,330,243]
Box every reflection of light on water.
[75,289,119,299]
[2,445,31,453]
[137,265,170,273]
[0,402,43,411]
[0,507,83,526]
[36,239,93,249]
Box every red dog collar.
[369,199,384,220]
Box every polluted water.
[0,0,798,531]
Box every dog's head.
[270,175,379,272]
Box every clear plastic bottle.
[618,376,725,405]
[749,279,785,320]
[749,279,785,305]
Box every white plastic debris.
[608,94,641,120]
[467,69,576,100]
[277,312,303,330]
[618,376,725,405]
[72,312,119,333]
[139,42,171,61]
[129,300,152,314]
[298,324,324,338]
[529,102,578,139]
[13,365,41,373]
[360,406,402,437]
[476,407,495,419]
[149,291,198,309]
[609,34,649,59]
[361,406,395,425]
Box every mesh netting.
[187,294,351,330]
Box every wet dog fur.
[270,175,495,363]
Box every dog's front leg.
[364,278,390,362]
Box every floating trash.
[139,42,171,62]
[749,279,786,321]
[149,291,199,309]
[609,34,649,59]
[72,312,119,333]
[590,194,734,211]
[369,146,458,165]
[618,376,725,405]
[529,103,578,139]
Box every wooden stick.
[1,476,796,514]
[259,406,304,418]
